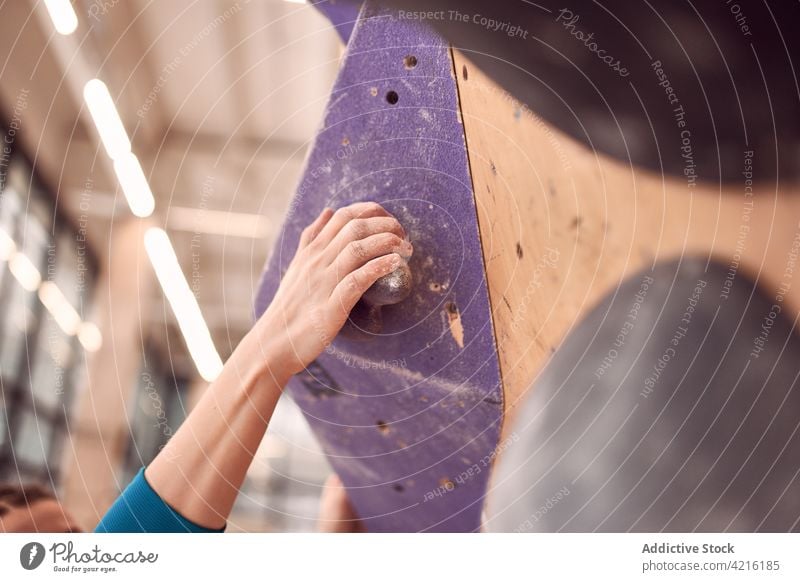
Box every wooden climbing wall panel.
[453,52,800,434]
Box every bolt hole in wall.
[403,55,417,69]
[376,419,390,434]
[386,90,399,105]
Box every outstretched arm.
[99,202,412,531]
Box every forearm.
[130,203,406,531]
[144,327,290,529]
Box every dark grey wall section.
[380,0,800,184]
[488,258,800,532]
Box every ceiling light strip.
[144,227,224,381]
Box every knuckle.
[348,219,369,240]
[334,207,352,221]
[348,240,367,259]
[345,273,361,292]
[383,253,400,270]
[383,233,402,247]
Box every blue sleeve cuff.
[95,468,225,533]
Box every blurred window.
[0,150,97,484]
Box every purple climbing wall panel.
[255,2,503,532]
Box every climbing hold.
[363,260,412,306]
[341,259,413,339]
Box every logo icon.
[19,542,45,570]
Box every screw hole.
[386,90,399,105]
[376,420,390,434]
[403,55,418,69]
[393,484,405,493]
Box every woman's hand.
[253,201,413,379]
[140,202,411,531]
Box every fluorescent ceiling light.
[144,227,223,381]
[83,79,131,160]
[38,281,82,335]
[284,0,307,4]
[113,152,155,217]
[78,321,103,352]
[9,253,42,291]
[166,207,272,238]
[43,0,78,35]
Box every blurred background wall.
[0,0,344,532]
